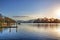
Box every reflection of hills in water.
[33,23,59,26]
[31,23,60,28]
[0,28,7,32]
[0,28,3,32]
[0,23,60,40]
[0,27,17,33]
[0,23,60,32]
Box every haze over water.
[0,23,60,40]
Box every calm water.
[0,23,60,40]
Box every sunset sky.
[0,0,60,18]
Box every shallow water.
[0,23,60,40]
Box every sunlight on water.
[0,23,60,40]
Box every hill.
[0,14,16,27]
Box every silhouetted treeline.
[17,17,60,23]
[33,18,60,23]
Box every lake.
[0,23,60,40]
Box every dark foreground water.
[0,23,60,40]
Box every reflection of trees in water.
[0,27,17,33]
[0,28,3,32]
[0,28,8,33]
[9,28,17,32]
[33,23,59,29]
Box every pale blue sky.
[0,0,60,18]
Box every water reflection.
[0,27,17,32]
[20,23,60,40]
[9,28,17,32]
[0,23,60,40]
[32,23,60,30]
